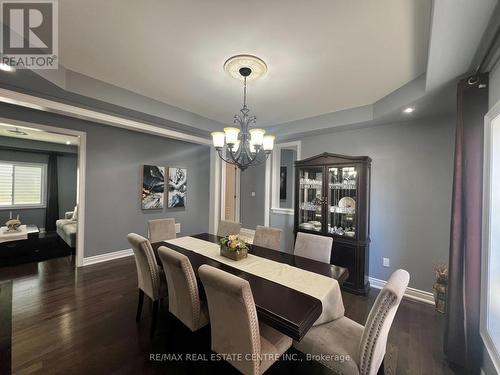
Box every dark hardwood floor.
[0,256,462,375]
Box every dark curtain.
[45,153,59,232]
[444,73,489,372]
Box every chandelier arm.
[217,149,238,166]
[228,147,247,169]
[246,147,266,166]
[248,150,271,168]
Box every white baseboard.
[82,248,133,266]
[369,277,434,305]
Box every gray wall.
[490,61,500,109]
[240,162,266,229]
[0,142,78,229]
[0,103,211,257]
[273,115,456,292]
[57,153,78,217]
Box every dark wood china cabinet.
[294,153,371,294]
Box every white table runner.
[0,225,28,243]
[165,236,345,325]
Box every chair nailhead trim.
[360,292,396,374]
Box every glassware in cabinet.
[298,167,324,232]
[327,166,357,238]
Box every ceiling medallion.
[223,54,268,81]
[212,55,274,171]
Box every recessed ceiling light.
[0,63,15,72]
[66,141,71,145]
[403,107,414,114]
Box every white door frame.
[0,117,87,267]
[480,98,500,373]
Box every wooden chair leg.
[150,300,159,337]
[136,289,144,322]
[377,359,385,375]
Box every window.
[270,141,301,214]
[0,161,47,208]
[483,109,500,372]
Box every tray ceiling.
[59,0,431,127]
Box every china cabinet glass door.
[328,166,357,238]
[298,167,324,232]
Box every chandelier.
[211,55,274,171]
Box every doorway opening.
[0,118,86,268]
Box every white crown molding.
[82,248,133,266]
[0,88,211,145]
[369,277,434,305]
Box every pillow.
[71,205,78,221]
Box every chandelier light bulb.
[249,128,265,146]
[224,127,240,145]
[263,135,275,151]
[211,132,225,148]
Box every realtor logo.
[1,0,58,69]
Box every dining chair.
[127,233,167,336]
[157,246,209,332]
[294,232,332,263]
[199,264,292,375]
[253,225,282,251]
[148,218,176,243]
[293,269,410,375]
[217,220,242,237]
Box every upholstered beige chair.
[294,232,333,263]
[157,246,209,332]
[199,265,292,375]
[127,233,167,336]
[217,220,242,237]
[294,269,410,375]
[253,226,282,251]
[148,218,176,243]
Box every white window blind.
[0,162,46,208]
[0,164,13,206]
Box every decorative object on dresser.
[167,167,186,208]
[294,152,371,294]
[5,215,21,231]
[433,264,448,314]
[219,234,249,261]
[141,165,165,209]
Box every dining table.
[151,233,348,341]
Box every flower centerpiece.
[219,234,249,261]
[5,215,22,232]
[432,264,448,314]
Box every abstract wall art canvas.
[141,165,165,209]
[167,167,187,208]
